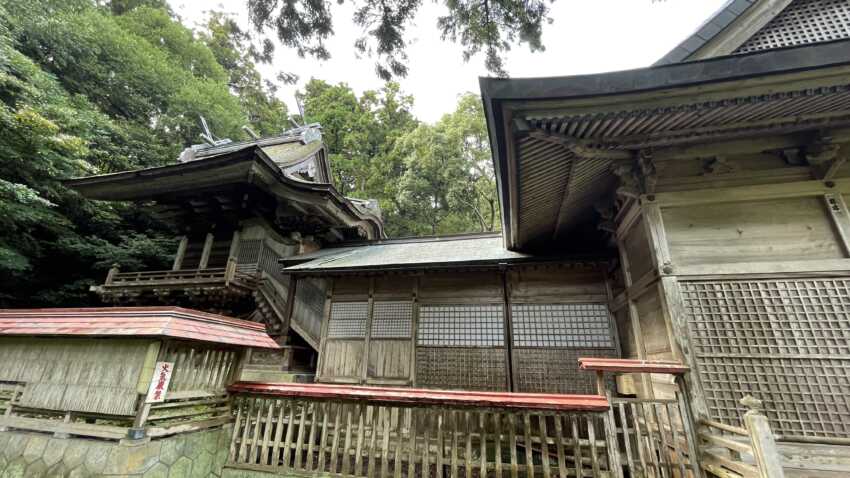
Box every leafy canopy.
[0,0,290,307]
[246,0,551,79]
[297,80,497,236]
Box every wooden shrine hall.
[2,1,850,477]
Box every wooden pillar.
[228,230,241,261]
[501,270,515,392]
[641,197,710,417]
[615,203,654,398]
[360,278,376,383]
[199,232,214,269]
[105,263,120,285]
[314,278,335,382]
[409,277,420,387]
[172,236,188,271]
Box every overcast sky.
[172,0,728,123]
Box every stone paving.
[0,426,231,477]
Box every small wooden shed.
[0,306,278,440]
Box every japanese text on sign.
[145,361,174,403]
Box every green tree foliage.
[0,0,288,307]
[0,0,497,307]
[200,12,291,136]
[388,93,498,235]
[298,80,496,237]
[246,0,550,79]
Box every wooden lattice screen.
[415,304,508,391]
[681,278,850,440]
[735,0,850,54]
[511,304,619,394]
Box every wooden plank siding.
[0,337,151,416]
[609,143,850,443]
[316,265,620,395]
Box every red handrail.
[229,381,609,412]
[578,357,689,375]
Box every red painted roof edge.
[0,307,278,349]
[228,382,610,412]
[578,358,689,375]
[0,306,267,331]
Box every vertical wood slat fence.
[610,396,698,478]
[578,358,702,478]
[226,383,617,478]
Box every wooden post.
[105,263,120,285]
[361,278,376,383]
[225,257,237,285]
[199,232,215,269]
[228,230,241,261]
[314,279,335,382]
[742,396,784,478]
[172,236,188,271]
[595,371,605,396]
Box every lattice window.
[296,279,327,318]
[681,278,850,439]
[416,348,507,391]
[370,301,413,338]
[327,302,368,339]
[514,348,615,394]
[417,304,504,346]
[735,0,850,54]
[511,303,615,348]
[237,239,263,264]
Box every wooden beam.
[527,129,633,160]
[650,177,850,208]
[675,258,850,278]
[824,193,850,257]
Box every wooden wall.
[611,134,850,438]
[315,264,620,394]
[0,337,151,416]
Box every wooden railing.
[226,382,618,477]
[0,388,232,441]
[104,258,248,288]
[698,397,784,478]
[579,358,702,478]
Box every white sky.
[172,0,729,123]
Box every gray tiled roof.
[655,0,756,65]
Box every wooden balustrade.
[104,265,252,288]
[698,397,785,478]
[579,358,702,478]
[226,382,618,478]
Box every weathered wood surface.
[227,387,617,478]
[319,266,618,395]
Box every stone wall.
[0,426,231,477]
